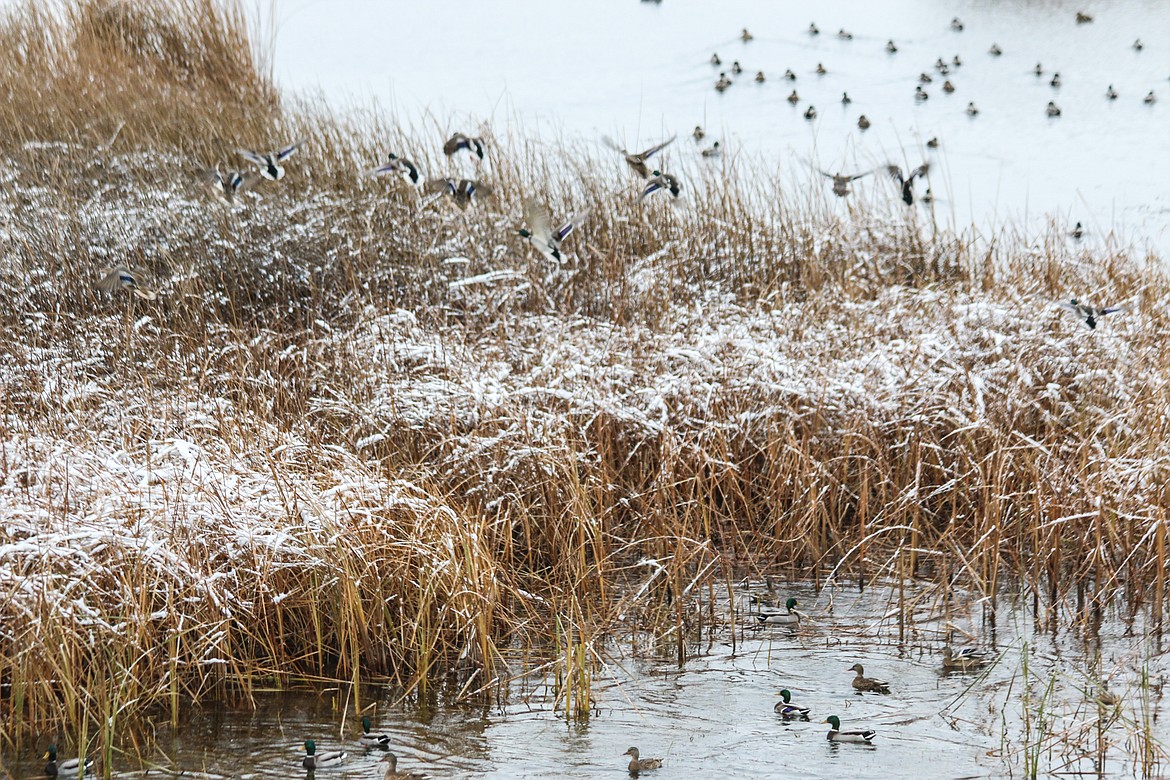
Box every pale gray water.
[260,0,1170,254]
[7,583,1168,779]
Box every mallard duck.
[787,90,800,104]
[237,140,301,181]
[303,740,346,769]
[804,105,818,120]
[921,187,933,203]
[989,43,1002,56]
[1134,39,1144,51]
[886,40,898,54]
[1050,72,1062,88]
[942,646,988,672]
[919,72,933,84]
[1076,11,1093,23]
[953,55,962,67]
[935,57,947,71]
[838,29,853,40]
[808,22,819,36]
[926,137,939,148]
[755,70,766,83]
[1046,101,1062,117]
[774,689,811,719]
[715,74,732,92]
[443,132,485,160]
[966,102,979,116]
[820,170,869,198]
[200,167,258,203]
[701,141,721,158]
[841,92,852,105]
[741,28,753,42]
[44,746,93,776]
[1070,222,1086,240]
[784,69,797,81]
[711,53,721,66]
[367,153,420,184]
[1095,686,1121,707]
[422,178,492,210]
[640,170,682,200]
[360,716,391,748]
[623,747,662,773]
[815,63,827,75]
[602,135,676,179]
[96,266,156,300]
[915,86,929,101]
[1107,84,1119,100]
[950,17,964,31]
[757,596,803,622]
[857,115,871,130]
[692,125,705,141]
[942,80,955,94]
[887,163,929,205]
[731,61,743,75]
[1033,62,1044,76]
[1061,299,1128,329]
[824,715,876,743]
[849,663,891,693]
[1144,90,1157,104]
[381,752,424,779]
[519,197,589,263]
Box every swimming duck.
[201,167,258,203]
[755,70,766,83]
[44,746,93,776]
[1145,90,1157,104]
[824,715,877,744]
[381,752,423,780]
[367,153,420,184]
[603,135,676,179]
[711,53,721,66]
[1033,62,1044,76]
[1095,686,1121,707]
[938,63,951,75]
[787,90,800,104]
[849,663,891,693]
[701,141,721,158]
[935,57,947,71]
[1061,299,1128,329]
[951,17,964,31]
[303,740,346,769]
[443,132,485,160]
[1107,84,1119,99]
[1134,39,1144,51]
[757,596,803,622]
[1070,222,1085,240]
[926,137,939,148]
[815,63,827,75]
[841,92,852,105]
[775,689,812,719]
[989,43,1002,56]
[942,80,955,93]
[953,54,962,67]
[808,23,820,35]
[693,125,705,141]
[623,747,663,773]
[359,716,392,748]
[520,198,589,263]
[887,163,929,205]
[784,69,797,81]
[1050,73,1061,88]
[915,86,929,101]
[715,73,732,91]
[741,28,753,42]
[804,105,818,119]
[886,40,898,54]
[942,646,988,672]
[1076,11,1093,23]
[921,187,933,203]
[96,266,156,300]
[423,177,492,210]
[640,170,682,200]
[237,140,301,181]
[838,28,853,40]
[731,61,743,75]
[857,115,871,130]
[1046,101,1062,117]
[967,102,979,116]
[919,72,933,84]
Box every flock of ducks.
[709,12,1163,126]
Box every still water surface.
[260,0,1170,253]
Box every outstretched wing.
[423,177,456,195]
[886,165,905,185]
[237,148,267,166]
[275,140,302,161]
[522,197,554,243]
[637,135,677,160]
[556,207,591,241]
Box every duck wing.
[555,208,591,242]
[636,135,677,160]
[274,140,302,161]
[522,197,554,244]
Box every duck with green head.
[774,689,811,719]
[360,716,392,748]
[849,663,890,693]
[824,715,876,743]
[757,597,801,625]
[302,739,346,769]
[43,746,93,776]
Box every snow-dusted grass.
[2,0,1170,753]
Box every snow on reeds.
[1,0,1170,749]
